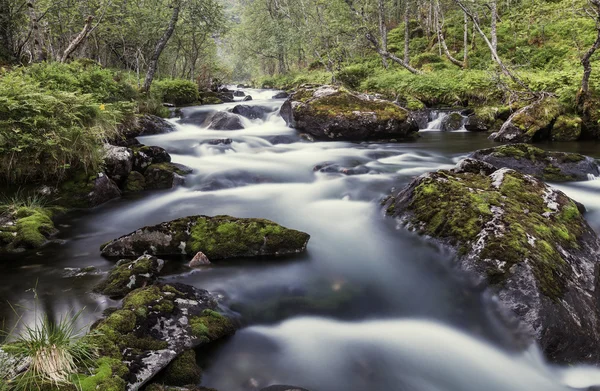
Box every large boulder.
[470,144,599,182]
[231,105,274,120]
[137,115,176,136]
[85,283,237,391]
[144,163,192,190]
[286,85,418,141]
[94,255,166,298]
[100,215,310,260]
[207,112,244,131]
[490,96,561,143]
[133,145,172,173]
[104,144,133,184]
[384,158,600,363]
[441,112,464,132]
[551,115,583,141]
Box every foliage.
[152,78,199,106]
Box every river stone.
[104,144,134,183]
[144,163,192,190]
[272,91,289,99]
[286,85,418,141]
[490,96,560,143]
[551,114,583,141]
[94,255,165,298]
[85,283,237,391]
[384,158,600,363]
[133,145,172,173]
[243,95,253,101]
[58,171,121,208]
[207,111,245,130]
[189,251,211,267]
[100,215,310,260]
[470,144,599,182]
[233,90,246,97]
[231,104,274,120]
[441,112,464,131]
[138,115,176,136]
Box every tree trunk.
[463,11,468,67]
[435,0,463,67]
[404,0,410,64]
[378,0,389,68]
[60,16,93,63]
[578,0,600,109]
[143,2,181,93]
[27,0,44,62]
[0,0,15,62]
[490,0,498,52]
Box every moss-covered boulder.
[384,158,600,362]
[551,115,582,141]
[284,85,418,141]
[154,349,202,387]
[0,207,57,252]
[57,171,121,208]
[470,144,599,182]
[100,215,310,260]
[94,255,166,298]
[124,171,146,193]
[463,106,507,132]
[490,96,561,143]
[144,163,192,190]
[85,283,237,390]
[132,145,172,173]
[441,112,464,132]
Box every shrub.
[336,64,373,89]
[152,79,199,105]
[0,72,128,184]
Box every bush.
[336,64,373,89]
[0,72,128,184]
[152,79,199,105]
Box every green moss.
[57,170,97,208]
[77,357,127,391]
[512,96,561,138]
[124,171,146,192]
[398,168,583,300]
[147,162,187,176]
[103,310,136,333]
[122,286,164,309]
[551,114,582,141]
[189,309,235,341]
[542,165,576,182]
[159,350,202,387]
[13,207,55,248]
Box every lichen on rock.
[384,158,600,362]
[94,255,166,298]
[100,215,310,261]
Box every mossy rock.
[0,207,57,252]
[155,350,202,386]
[465,106,504,132]
[490,96,561,142]
[124,171,146,192]
[289,85,418,141]
[94,255,166,298]
[100,215,310,260]
[84,283,237,390]
[384,158,600,362]
[144,163,191,190]
[57,170,121,208]
[470,144,599,182]
[551,115,582,141]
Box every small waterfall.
[587,173,599,181]
[424,110,448,131]
[421,110,468,132]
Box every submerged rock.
[100,215,310,260]
[490,96,560,143]
[85,283,237,390]
[94,255,165,298]
[207,111,244,131]
[144,163,192,190]
[384,158,600,363]
[286,85,418,141]
[470,144,599,182]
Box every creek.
[1,88,600,391]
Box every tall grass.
[0,190,48,215]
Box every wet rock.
[204,138,233,146]
[152,349,201,387]
[124,171,147,193]
[410,110,429,129]
[551,115,583,141]
[100,215,310,260]
[261,386,311,391]
[233,90,246,97]
[189,252,211,268]
[144,163,192,190]
[0,207,57,252]
[441,112,464,132]
[384,159,600,363]
[464,106,507,132]
[490,96,560,142]
[313,162,370,175]
[85,283,237,390]
[133,145,172,173]
[289,85,418,141]
[231,105,274,120]
[279,99,295,127]
[179,109,218,125]
[58,171,121,208]
[207,112,244,131]
[272,91,289,99]
[470,144,599,182]
[0,348,30,380]
[104,144,134,183]
[94,255,165,298]
[198,170,267,191]
[243,95,253,101]
[138,115,176,136]
[63,266,100,278]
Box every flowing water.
[1,88,600,391]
